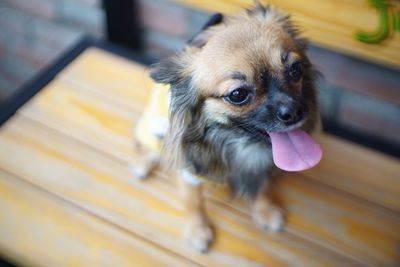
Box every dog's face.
[152,5,317,132]
[151,5,318,171]
[190,18,315,134]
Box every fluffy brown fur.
[133,3,319,252]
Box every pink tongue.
[268,129,322,171]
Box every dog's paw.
[129,163,151,180]
[252,204,285,232]
[184,218,214,253]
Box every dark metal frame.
[0,37,153,127]
[0,39,89,127]
[103,0,142,51]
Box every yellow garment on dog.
[134,83,170,153]
[134,83,227,187]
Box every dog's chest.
[226,135,274,175]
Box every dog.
[131,3,322,253]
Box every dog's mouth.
[267,129,322,172]
[241,120,322,172]
[256,129,271,142]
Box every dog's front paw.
[128,155,159,180]
[129,163,150,180]
[252,204,285,232]
[184,218,214,253]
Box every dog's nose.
[277,104,304,125]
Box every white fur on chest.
[230,138,273,173]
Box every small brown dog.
[131,3,322,252]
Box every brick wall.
[308,47,400,145]
[138,0,210,58]
[0,0,105,101]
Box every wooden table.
[0,41,399,267]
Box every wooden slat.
[59,48,154,112]
[0,116,360,267]
[0,170,196,267]
[58,48,400,213]
[176,0,400,69]
[17,78,137,161]
[12,71,400,266]
[305,134,400,212]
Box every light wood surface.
[0,48,399,267]
[176,0,400,69]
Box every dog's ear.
[186,13,224,48]
[149,55,203,167]
[150,13,224,84]
[150,57,182,84]
[200,13,224,31]
[163,73,205,168]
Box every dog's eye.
[288,61,303,82]
[225,88,252,105]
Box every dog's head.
[150,4,320,171]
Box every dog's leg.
[251,181,285,232]
[129,141,160,180]
[179,173,214,253]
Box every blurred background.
[0,0,399,155]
